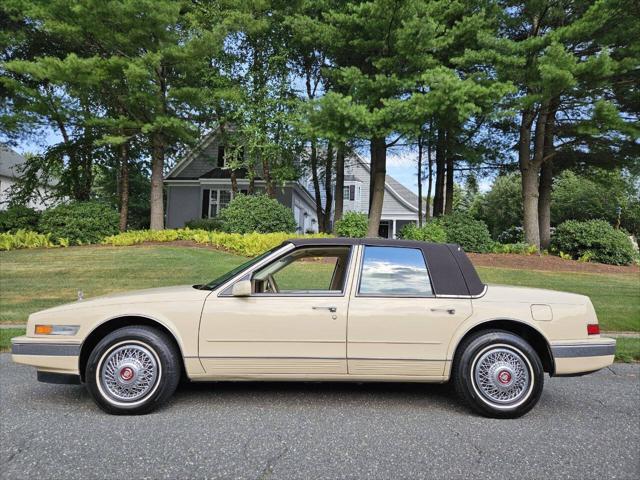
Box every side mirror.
[231,280,252,297]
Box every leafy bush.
[217,194,297,234]
[551,219,636,265]
[398,222,447,243]
[0,230,68,251]
[497,226,524,244]
[185,218,222,231]
[434,214,494,253]
[102,229,332,256]
[334,212,368,238]
[39,201,119,245]
[0,206,41,233]
[491,243,538,255]
[471,173,522,239]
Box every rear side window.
[358,246,432,296]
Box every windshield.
[199,244,284,291]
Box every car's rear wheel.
[85,326,180,415]
[453,330,544,418]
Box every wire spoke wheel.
[472,346,532,406]
[99,343,159,403]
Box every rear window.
[358,246,432,296]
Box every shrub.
[334,212,368,238]
[434,214,494,253]
[217,194,297,234]
[471,173,522,239]
[185,218,222,231]
[39,201,119,245]
[0,206,41,233]
[398,222,447,243]
[0,230,68,251]
[102,229,332,256]
[497,226,524,244]
[551,219,636,265]
[491,243,538,255]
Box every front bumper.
[551,338,616,376]
[11,336,81,377]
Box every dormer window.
[343,185,356,201]
[217,146,225,167]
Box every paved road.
[1,355,638,480]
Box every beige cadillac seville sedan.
[12,238,615,418]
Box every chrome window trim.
[217,244,355,298]
[436,285,488,299]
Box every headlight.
[35,325,80,335]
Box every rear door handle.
[312,306,337,313]
[430,308,456,315]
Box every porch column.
[392,219,397,239]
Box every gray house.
[165,130,421,238]
[307,154,421,238]
[0,145,56,210]
[164,132,319,232]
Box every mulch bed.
[468,252,639,275]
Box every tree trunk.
[118,141,129,232]
[519,103,548,250]
[538,103,557,250]
[444,131,454,215]
[334,143,345,225]
[417,135,423,227]
[149,132,165,230]
[426,127,433,220]
[323,143,334,232]
[538,160,553,249]
[230,171,238,194]
[261,154,275,198]
[309,141,325,231]
[367,137,386,237]
[433,128,446,217]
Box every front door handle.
[312,306,337,313]
[430,308,456,315]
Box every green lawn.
[614,337,640,362]
[1,245,638,333]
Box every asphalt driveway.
[1,354,638,480]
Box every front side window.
[359,246,432,296]
[253,246,351,295]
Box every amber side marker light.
[35,325,79,335]
[587,324,600,335]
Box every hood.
[29,285,211,317]
[482,284,588,305]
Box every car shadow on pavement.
[172,380,468,413]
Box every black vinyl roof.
[286,238,485,297]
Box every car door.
[347,245,472,378]
[198,245,354,376]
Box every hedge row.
[102,229,331,257]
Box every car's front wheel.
[453,330,544,418]
[85,326,180,415]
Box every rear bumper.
[551,338,616,376]
[11,336,80,376]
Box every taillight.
[587,324,600,335]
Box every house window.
[343,185,356,201]
[217,146,225,168]
[209,189,234,217]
